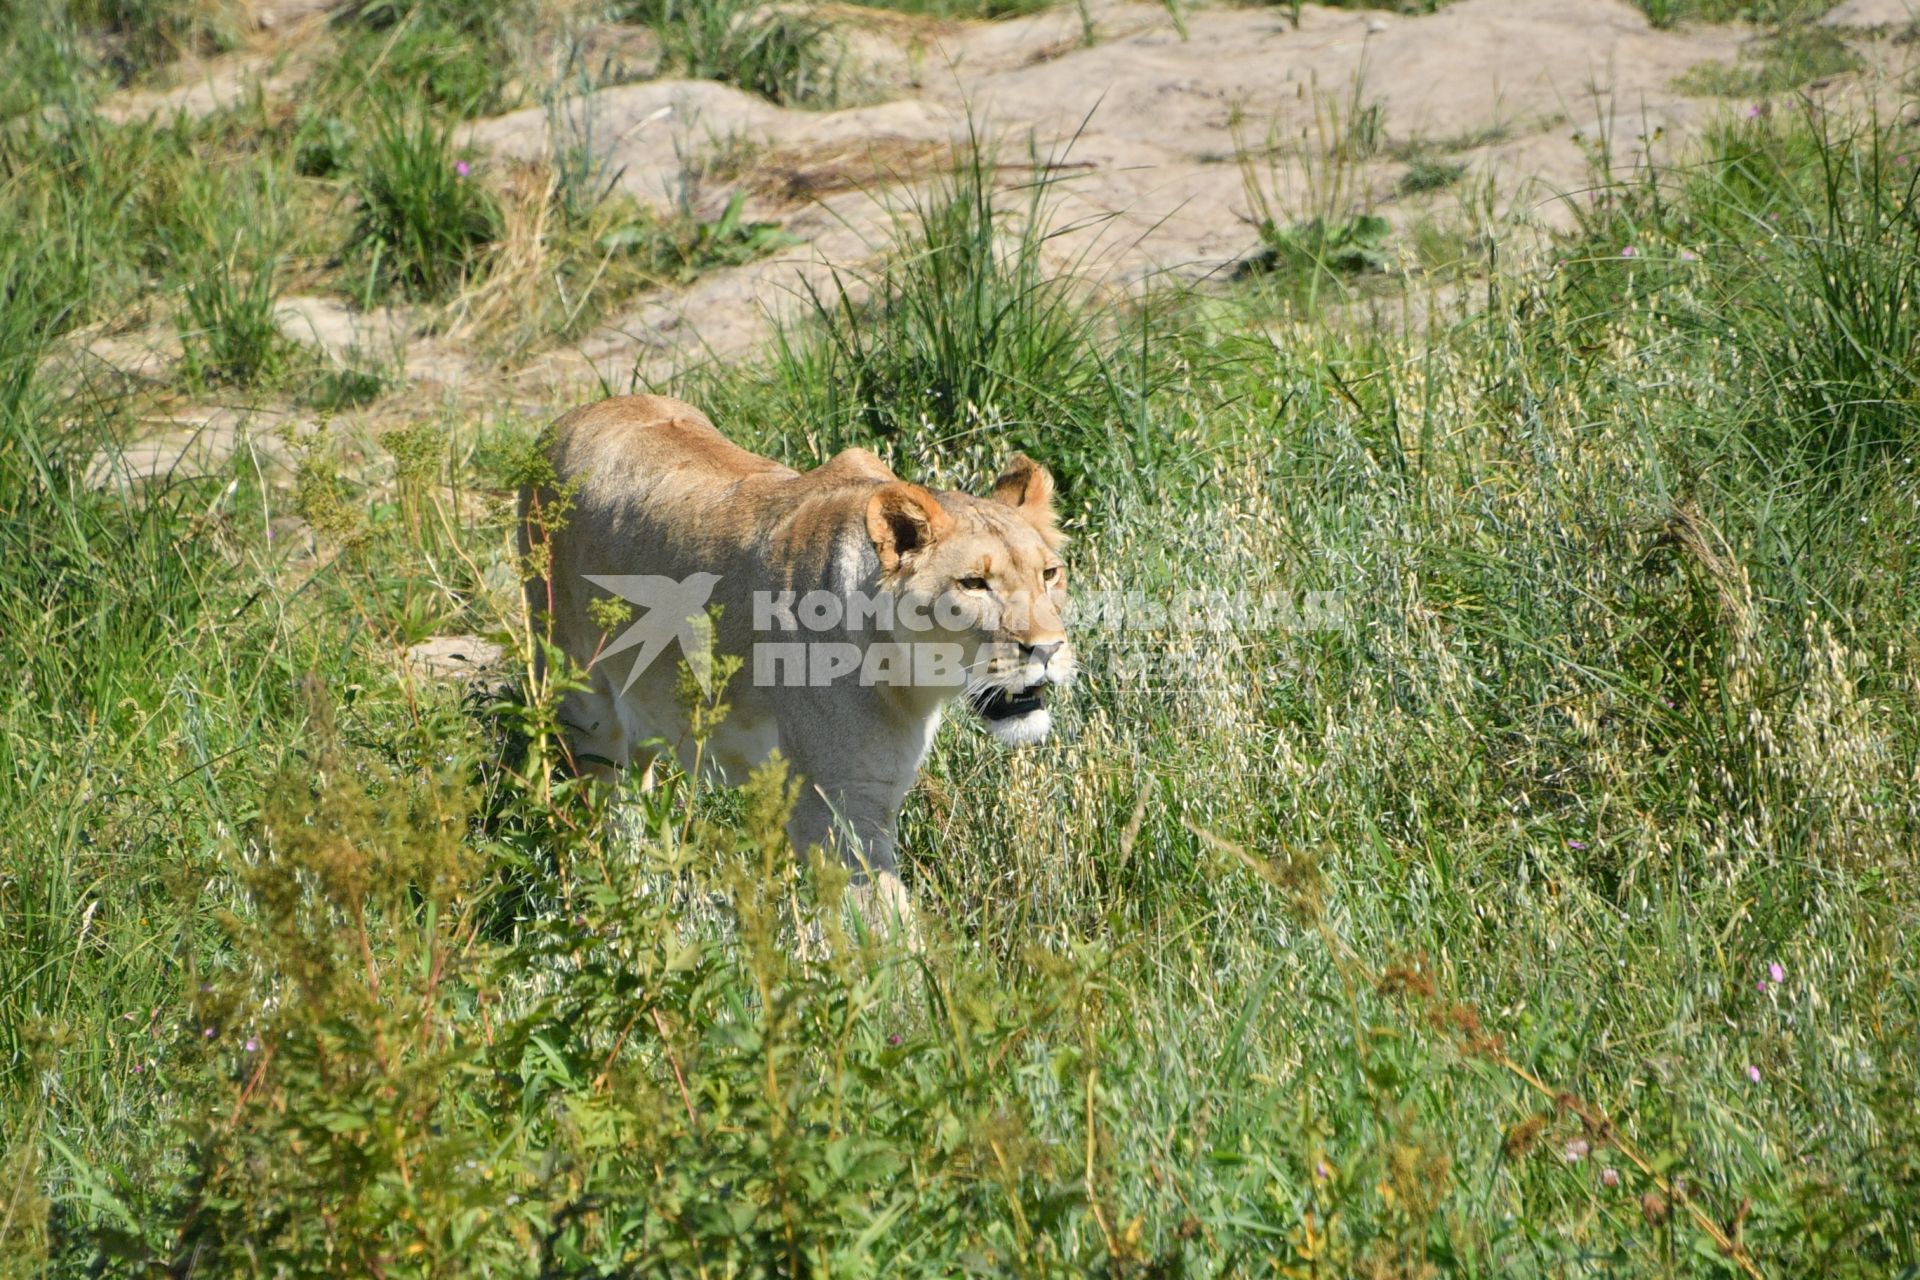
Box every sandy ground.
[80,0,1919,488]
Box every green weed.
[600,191,803,283]
[169,172,293,389]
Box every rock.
[97,56,291,124]
[1820,0,1917,28]
[274,297,415,363]
[471,0,1757,390]
[255,0,338,29]
[404,635,509,682]
[85,405,301,491]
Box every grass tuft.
[617,0,847,108]
[349,96,502,300]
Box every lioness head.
[864,454,1073,747]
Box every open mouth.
[972,683,1048,721]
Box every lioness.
[519,395,1073,897]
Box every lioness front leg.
[784,756,919,940]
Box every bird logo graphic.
[582,572,722,695]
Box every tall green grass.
[3,86,1919,1280]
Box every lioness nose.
[1026,641,1063,667]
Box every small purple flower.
[1567,839,1588,850]
[1746,1065,1761,1084]
[1620,245,1638,259]
[131,1062,143,1074]
[887,1032,902,1046]
[1564,1138,1591,1162]
[1602,1167,1620,1188]
[1769,962,1785,984]
[1679,249,1697,262]
[1757,979,1768,992]
[1315,1160,1332,1180]
[1747,104,1763,119]
[202,1027,215,1038]
[454,160,471,178]
[244,1038,260,1053]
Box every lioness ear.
[866,483,952,572]
[990,453,1064,548]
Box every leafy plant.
[1639,0,1838,26]
[716,142,1136,493]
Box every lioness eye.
[1043,565,1064,584]
[959,576,990,592]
